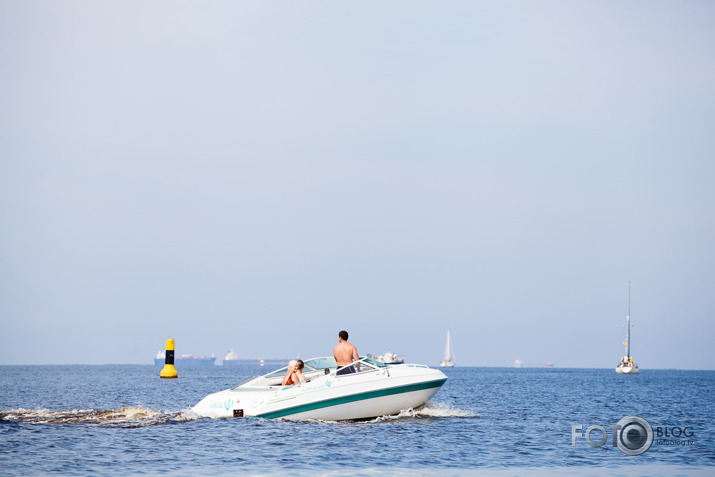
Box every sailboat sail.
[440,329,455,367]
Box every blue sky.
[1,1,714,368]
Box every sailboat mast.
[627,281,631,359]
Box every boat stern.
[192,389,247,418]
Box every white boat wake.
[0,406,201,427]
[0,401,473,427]
[372,401,478,421]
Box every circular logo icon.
[615,415,654,456]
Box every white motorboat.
[191,356,447,420]
[440,329,455,367]
[616,282,639,374]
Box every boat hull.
[616,365,639,374]
[192,364,447,421]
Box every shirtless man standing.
[333,330,360,375]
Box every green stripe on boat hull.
[255,378,447,419]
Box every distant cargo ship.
[223,358,290,367]
[368,351,405,365]
[221,350,292,367]
[154,351,216,366]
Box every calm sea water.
[1,365,713,476]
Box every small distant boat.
[514,358,522,368]
[368,352,405,365]
[440,329,455,368]
[616,282,639,374]
[154,351,216,366]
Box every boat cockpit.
[232,357,388,389]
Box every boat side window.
[263,367,290,379]
[251,364,296,387]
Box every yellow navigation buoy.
[160,338,178,379]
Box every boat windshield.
[302,357,336,372]
[303,356,387,372]
[261,356,386,378]
[259,357,338,380]
[232,356,389,389]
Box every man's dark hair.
[339,330,349,341]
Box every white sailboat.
[616,282,639,374]
[440,329,455,368]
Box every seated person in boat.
[282,360,306,386]
[333,330,360,375]
[282,360,298,385]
